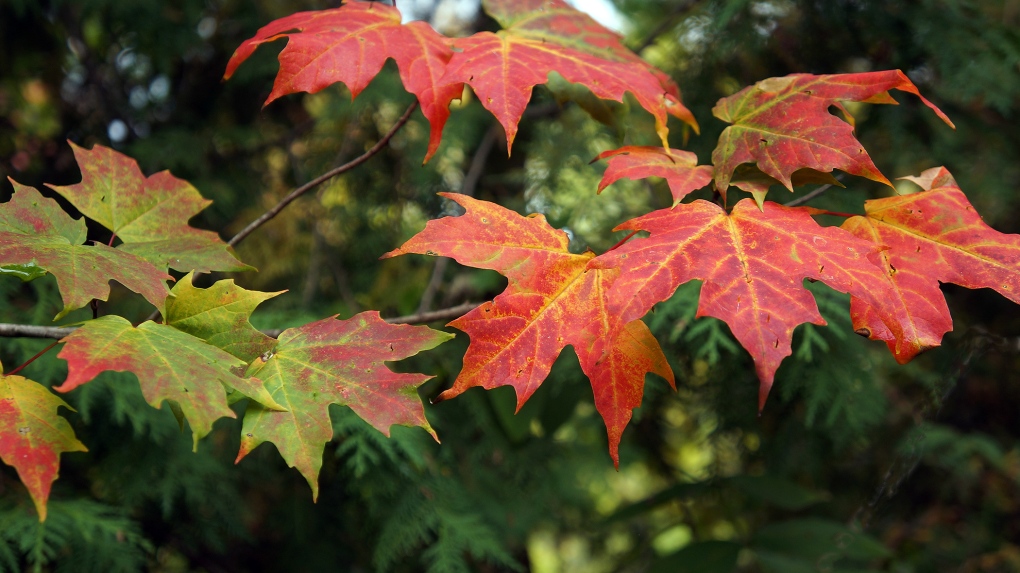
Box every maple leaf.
[711,70,954,199]
[0,180,171,320]
[0,363,87,522]
[56,316,284,448]
[47,142,251,273]
[594,199,901,408]
[443,0,697,151]
[385,193,674,464]
[165,273,283,363]
[595,146,713,204]
[235,312,452,498]
[223,1,462,162]
[842,166,1020,363]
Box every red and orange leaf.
[235,312,452,499]
[594,199,900,409]
[56,317,284,448]
[842,167,1020,363]
[595,146,712,204]
[444,0,697,151]
[0,365,87,522]
[224,1,461,162]
[711,71,954,199]
[47,143,250,273]
[384,193,673,462]
[0,181,171,320]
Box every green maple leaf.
[165,273,283,362]
[0,180,171,319]
[236,312,453,499]
[47,142,252,273]
[56,316,285,448]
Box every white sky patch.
[566,0,628,34]
[401,0,630,35]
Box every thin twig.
[257,302,482,337]
[140,101,419,325]
[784,183,835,207]
[0,302,482,341]
[227,101,418,248]
[848,327,1016,531]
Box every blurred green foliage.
[1,0,1019,571]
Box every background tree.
[0,0,1018,571]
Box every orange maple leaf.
[385,193,673,464]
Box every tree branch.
[227,101,419,248]
[0,302,481,341]
[0,324,76,340]
[389,301,479,326]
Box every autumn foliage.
[2,0,1018,524]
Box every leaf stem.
[227,101,418,248]
[6,341,59,376]
[607,230,639,252]
[809,209,858,218]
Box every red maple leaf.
[594,199,903,408]
[711,71,954,199]
[443,0,697,151]
[594,146,713,204]
[224,0,462,161]
[842,167,1020,362]
[385,193,674,464]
